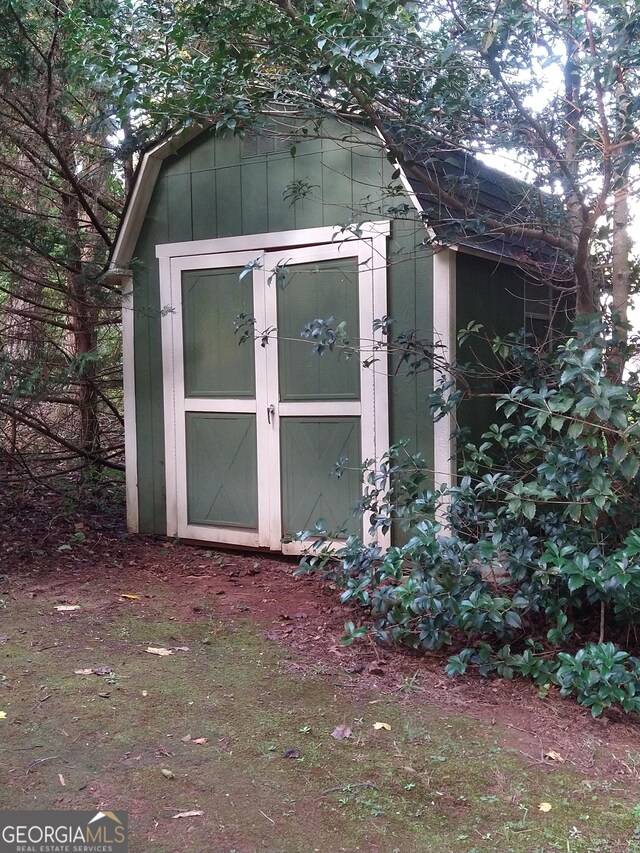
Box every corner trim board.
[122,275,139,532]
[432,249,456,524]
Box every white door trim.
[161,249,268,542]
[156,222,390,259]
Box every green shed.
[109,114,560,553]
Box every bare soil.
[2,486,640,852]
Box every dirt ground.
[2,486,640,852]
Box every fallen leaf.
[545,750,565,763]
[58,774,65,786]
[55,605,80,612]
[173,646,190,652]
[181,734,192,743]
[282,748,301,759]
[192,737,208,745]
[539,802,553,812]
[373,722,391,731]
[171,811,203,819]
[146,647,174,656]
[97,692,110,698]
[331,725,352,740]
[0,711,6,720]
[161,768,175,779]
[74,667,112,677]
[119,594,139,600]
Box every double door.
[161,233,388,553]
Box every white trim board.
[111,125,211,269]
[432,249,456,528]
[121,275,139,532]
[155,221,391,259]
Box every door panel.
[276,258,360,401]
[185,412,258,528]
[280,417,361,538]
[182,268,255,397]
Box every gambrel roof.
[110,118,571,283]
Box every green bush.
[297,316,640,717]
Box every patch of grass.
[0,592,638,853]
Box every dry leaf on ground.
[192,737,208,745]
[171,811,203,819]
[373,722,391,731]
[161,768,175,779]
[74,667,112,676]
[545,750,565,762]
[539,802,553,812]
[282,748,301,759]
[146,647,174,656]
[0,711,6,720]
[55,605,80,612]
[331,725,352,740]
[119,594,139,600]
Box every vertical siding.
[215,166,244,237]
[266,156,297,232]
[132,177,169,533]
[455,252,527,446]
[191,170,217,241]
[387,220,435,472]
[131,119,435,534]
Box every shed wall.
[455,251,557,446]
[131,121,434,534]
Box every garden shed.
[109,113,562,553]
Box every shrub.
[297,316,640,716]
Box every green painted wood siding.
[455,252,556,446]
[132,118,435,534]
[182,268,255,398]
[277,258,360,402]
[280,417,361,537]
[185,413,258,528]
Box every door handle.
[267,404,275,424]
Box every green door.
[166,250,269,547]
[265,250,363,549]
[164,234,387,551]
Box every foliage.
[297,316,640,716]
[69,0,640,331]
[0,0,128,485]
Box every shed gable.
[128,116,435,537]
